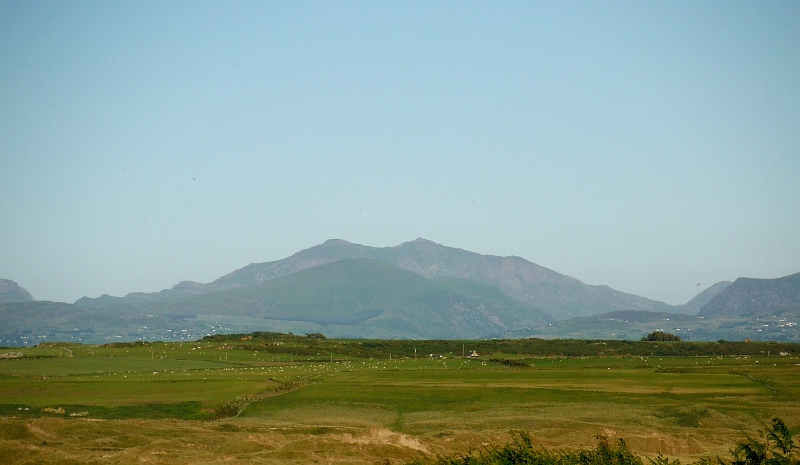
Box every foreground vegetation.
[0,333,798,464]
[410,419,799,465]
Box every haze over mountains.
[1,239,798,345]
[529,275,799,342]
[75,238,679,319]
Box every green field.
[1,335,798,464]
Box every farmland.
[1,334,799,464]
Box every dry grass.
[1,347,798,464]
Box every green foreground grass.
[0,334,798,464]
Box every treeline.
[406,419,798,465]
[200,332,800,359]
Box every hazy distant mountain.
[77,238,676,321]
[381,238,677,319]
[677,281,732,313]
[5,249,799,344]
[74,280,229,309]
[0,300,208,346]
[155,259,551,339]
[521,307,799,342]
[51,238,800,344]
[699,272,800,317]
[2,259,551,343]
[0,279,35,304]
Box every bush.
[405,418,797,465]
[730,418,797,465]
[407,432,642,465]
[488,358,530,368]
[211,397,248,419]
[642,331,682,342]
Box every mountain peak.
[322,239,354,246]
[396,237,440,248]
[699,272,800,316]
[71,238,679,325]
[171,281,206,291]
[0,279,35,304]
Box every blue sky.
[1,1,798,306]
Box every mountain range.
[1,239,798,345]
[75,238,680,319]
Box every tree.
[642,331,682,342]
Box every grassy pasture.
[0,336,798,464]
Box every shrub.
[405,418,797,465]
[730,418,797,465]
[488,358,530,368]
[211,397,248,420]
[407,432,642,465]
[642,331,682,342]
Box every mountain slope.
[677,281,732,313]
[213,238,676,320]
[124,259,551,339]
[523,306,800,342]
[220,238,672,319]
[0,300,206,346]
[699,272,800,317]
[6,260,551,342]
[77,238,675,320]
[0,279,35,304]
[364,239,677,319]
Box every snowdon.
[1,239,798,345]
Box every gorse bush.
[731,418,796,465]
[407,432,643,465]
[488,358,530,368]
[642,331,682,342]
[407,419,798,465]
[211,397,248,419]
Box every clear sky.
[1,1,799,306]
